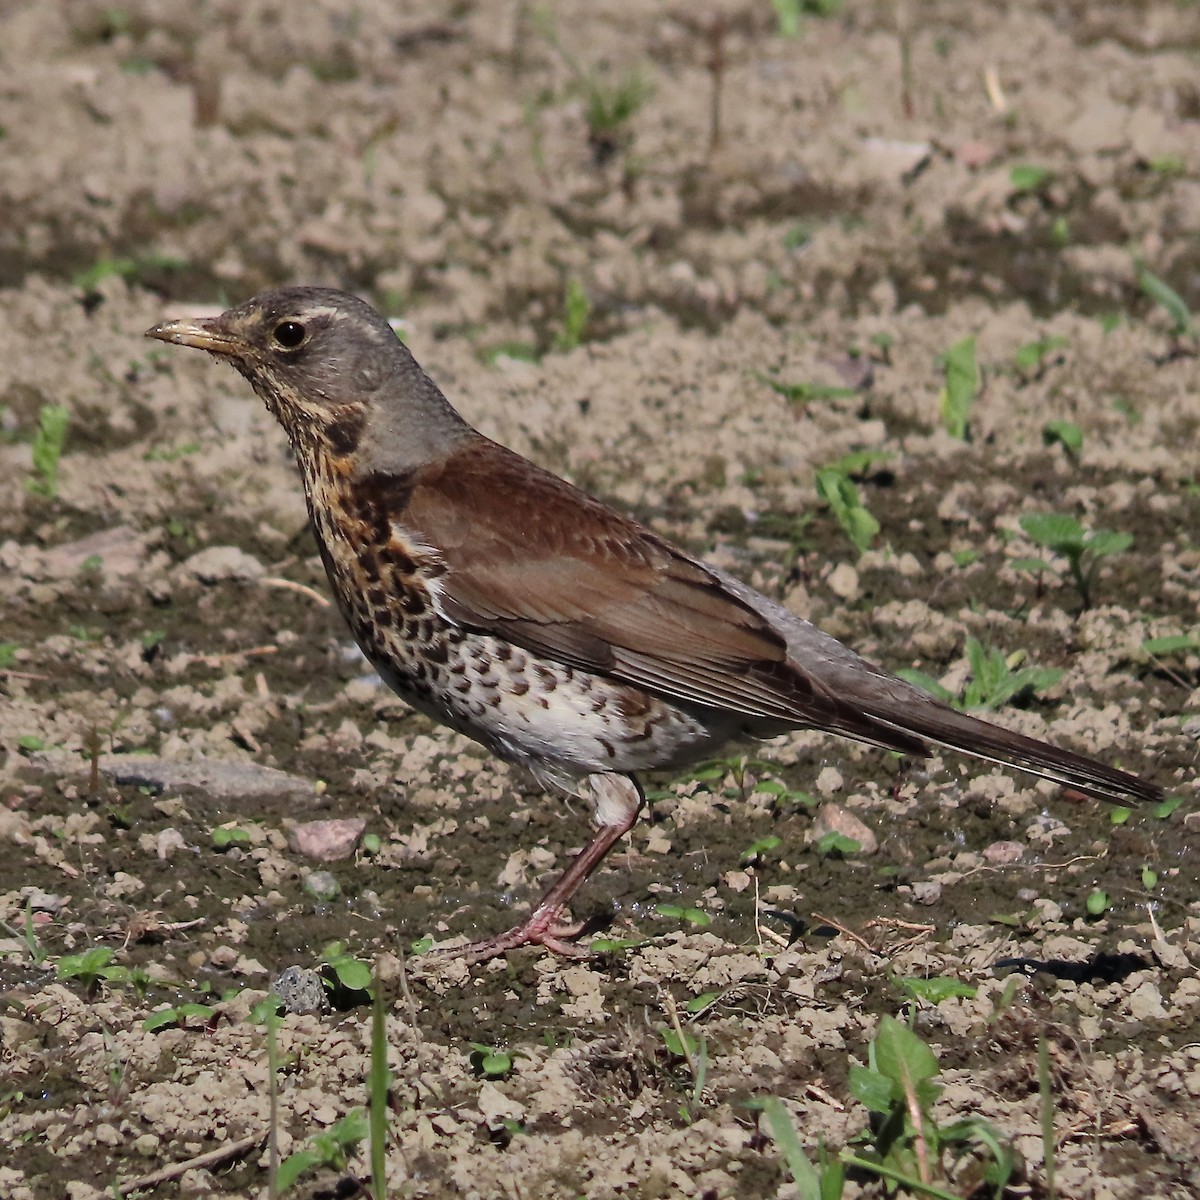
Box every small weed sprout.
[533,10,652,165]
[844,1015,1018,1195]
[1014,334,1069,376]
[276,1109,368,1192]
[897,637,1063,713]
[755,372,856,410]
[27,403,70,497]
[1042,419,1083,460]
[556,278,591,352]
[1136,261,1195,341]
[937,335,977,440]
[1013,512,1131,610]
[815,460,880,556]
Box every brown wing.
[392,438,928,753]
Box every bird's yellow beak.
[144,316,241,356]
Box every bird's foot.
[432,906,591,965]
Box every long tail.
[857,694,1161,805]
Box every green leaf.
[27,404,70,498]
[897,976,978,1004]
[276,1147,324,1191]
[833,449,892,477]
[659,1028,700,1058]
[1153,795,1184,819]
[1009,555,1053,574]
[873,1014,940,1091]
[686,991,720,1014]
[815,831,861,857]
[758,1095,825,1200]
[895,668,954,705]
[1010,164,1050,192]
[470,1043,515,1077]
[1141,866,1159,889]
[332,959,373,992]
[1015,335,1069,371]
[815,465,879,555]
[1086,890,1109,916]
[1019,511,1084,551]
[1142,634,1198,656]
[1137,264,1194,336]
[1085,530,1132,559]
[847,1064,894,1114]
[1042,418,1082,454]
[587,936,644,953]
[740,834,782,862]
[937,335,977,440]
[755,372,857,406]
[1110,806,1131,825]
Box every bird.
[146,286,1163,963]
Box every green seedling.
[211,825,251,850]
[1014,335,1069,374]
[845,1015,1017,1197]
[1085,890,1109,917]
[581,67,652,156]
[320,942,373,999]
[1142,631,1200,657]
[771,0,841,37]
[534,10,652,164]
[655,903,711,927]
[143,1003,217,1032]
[1042,419,1082,459]
[1141,865,1159,889]
[1013,512,1131,610]
[1110,806,1132,826]
[659,989,710,1123]
[469,1043,520,1079]
[17,735,45,752]
[740,834,782,864]
[753,1095,844,1200]
[686,991,720,1015]
[0,900,48,966]
[815,831,861,857]
[896,637,1063,713]
[26,403,69,497]
[1010,164,1051,193]
[556,278,591,352]
[814,464,879,556]
[682,754,777,801]
[896,976,977,1005]
[937,335,977,440]
[56,947,131,999]
[143,441,200,462]
[587,935,645,953]
[276,1108,368,1192]
[73,252,187,292]
[1153,795,1184,819]
[1136,262,1194,338]
[485,341,540,365]
[755,372,857,409]
[0,642,17,668]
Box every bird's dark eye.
[273,321,306,349]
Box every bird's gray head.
[146,286,468,464]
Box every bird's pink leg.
[443,774,644,964]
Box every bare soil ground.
[2,2,1199,1198]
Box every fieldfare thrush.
[147,287,1162,963]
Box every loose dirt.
[2,3,1199,1198]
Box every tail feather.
[860,697,1161,805]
